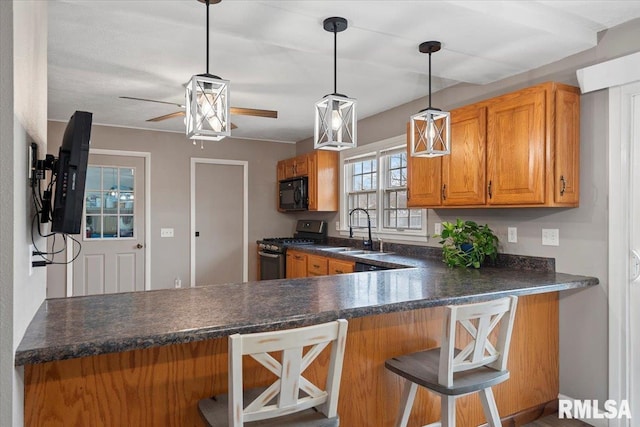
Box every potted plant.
[436,219,499,268]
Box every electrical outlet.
[434,222,442,235]
[507,227,517,243]
[542,228,559,246]
[335,221,340,231]
[161,228,174,238]
[174,278,182,288]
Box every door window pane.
[84,166,137,240]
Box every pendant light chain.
[205,0,210,75]
[428,50,432,109]
[333,23,338,95]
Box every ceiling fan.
[119,95,278,126]
[121,0,277,135]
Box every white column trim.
[577,51,640,94]
[67,148,152,295]
[607,82,640,427]
[190,158,249,287]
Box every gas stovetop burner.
[262,237,316,245]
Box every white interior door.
[72,153,146,295]
[191,158,248,286]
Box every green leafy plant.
[436,219,499,268]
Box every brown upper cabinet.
[407,82,580,208]
[277,151,339,212]
[279,155,309,180]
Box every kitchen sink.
[340,250,394,256]
[319,247,355,252]
[318,247,394,256]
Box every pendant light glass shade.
[410,41,450,157]
[314,94,357,151]
[186,74,230,141]
[314,17,357,151]
[410,108,450,157]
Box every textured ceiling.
[48,0,640,143]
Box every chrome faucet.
[349,208,373,250]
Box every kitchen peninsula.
[17,255,597,427]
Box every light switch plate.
[542,228,559,246]
[507,227,517,243]
[161,228,174,238]
[335,221,340,231]
[434,222,442,235]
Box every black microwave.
[279,177,308,211]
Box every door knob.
[136,243,144,249]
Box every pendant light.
[314,17,357,151]
[185,0,230,142]
[410,41,450,157]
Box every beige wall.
[295,17,640,405]
[47,123,297,296]
[0,1,48,425]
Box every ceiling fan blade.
[146,111,185,122]
[146,110,238,130]
[230,107,278,119]
[120,96,184,108]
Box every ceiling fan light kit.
[410,40,451,158]
[314,16,357,151]
[186,0,230,142]
[186,73,230,141]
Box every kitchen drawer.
[307,254,328,276]
[329,259,354,275]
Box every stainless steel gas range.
[257,220,327,280]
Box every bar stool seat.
[199,319,348,427]
[385,296,518,427]
[199,387,338,426]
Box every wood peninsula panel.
[24,293,558,427]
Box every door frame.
[608,82,640,427]
[66,148,152,295]
[190,158,249,287]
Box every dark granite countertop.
[16,255,598,366]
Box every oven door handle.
[258,251,281,258]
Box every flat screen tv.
[51,111,93,234]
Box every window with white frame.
[341,135,427,241]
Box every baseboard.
[478,399,558,427]
[557,393,609,427]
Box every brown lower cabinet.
[307,254,328,276]
[328,258,355,275]
[286,250,355,278]
[285,250,307,278]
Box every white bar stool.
[385,296,518,427]
[198,319,348,426]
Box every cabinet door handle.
[442,184,446,201]
[313,264,320,268]
[407,188,410,200]
[488,180,493,199]
[335,269,344,274]
[560,175,567,196]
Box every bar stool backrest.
[439,296,518,388]
[228,319,348,426]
